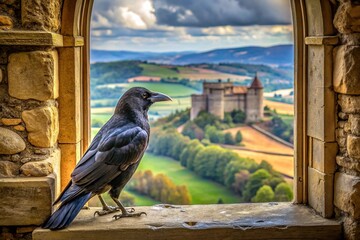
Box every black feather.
[42,87,170,230]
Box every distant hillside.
[90,50,193,64]
[90,60,293,92]
[173,45,293,66]
[90,45,294,66]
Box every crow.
[42,87,171,230]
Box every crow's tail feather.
[42,192,92,230]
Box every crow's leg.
[111,197,146,220]
[94,195,120,216]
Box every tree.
[182,121,204,140]
[243,169,271,202]
[232,170,250,196]
[223,158,257,188]
[193,111,221,130]
[235,131,243,143]
[252,185,274,202]
[224,132,235,145]
[231,109,246,123]
[205,125,225,143]
[193,146,225,179]
[179,139,202,167]
[223,113,233,125]
[274,183,293,201]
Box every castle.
[191,75,264,122]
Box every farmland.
[224,126,293,155]
[264,99,294,115]
[137,153,242,204]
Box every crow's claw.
[113,211,147,220]
[94,206,119,217]
[127,207,135,213]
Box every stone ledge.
[305,36,339,45]
[33,203,341,240]
[0,31,84,47]
[0,175,55,226]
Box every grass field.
[137,153,242,204]
[264,99,294,115]
[99,82,198,97]
[138,63,249,81]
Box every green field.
[139,63,180,78]
[101,82,199,97]
[137,153,242,204]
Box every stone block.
[307,85,336,141]
[21,0,61,32]
[8,51,59,101]
[308,167,333,218]
[338,94,360,114]
[20,161,53,177]
[307,45,336,141]
[349,114,360,136]
[59,143,81,190]
[312,139,337,174]
[334,172,360,220]
[1,118,21,126]
[13,125,25,131]
[0,176,55,226]
[305,0,335,36]
[334,2,360,34]
[22,106,59,148]
[334,45,360,94]
[344,217,360,240]
[20,149,60,179]
[58,47,82,143]
[339,112,349,120]
[336,155,360,172]
[0,161,19,177]
[0,127,26,154]
[0,15,13,30]
[347,135,360,159]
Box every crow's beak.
[149,92,172,103]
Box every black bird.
[42,87,171,230]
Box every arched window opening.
[87,0,295,207]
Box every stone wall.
[333,1,360,239]
[0,1,62,239]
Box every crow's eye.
[142,92,149,99]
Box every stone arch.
[59,0,341,221]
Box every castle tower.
[245,73,264,122]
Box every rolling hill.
[91,45,294,66]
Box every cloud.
[153,0,291,27]
[90,0,293,51]
[92,0,156,30]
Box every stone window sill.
[33,202,341,240]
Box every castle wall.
[190,94,207,120]
[208,89,224,119]
[245,88,264,122]
[224,94,246,113]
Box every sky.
[91,0,293,52]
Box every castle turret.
[245,74,264,122]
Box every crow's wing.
[59,124,148,205]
